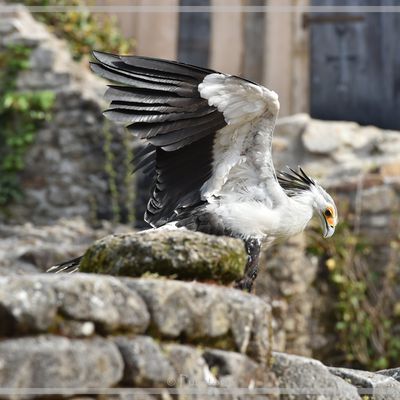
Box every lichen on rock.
[80,229,247,284]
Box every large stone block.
[0,276,58,335]
[124,279,271,362]
[163,343,211,388]
[80,230,247,284]
[330,367,400,400]
[52,274,150,333]
[203,348,278,393]
[0,274,150,336]
[115,336,176,387]
[0,336,123,398]
[271,352,361,400]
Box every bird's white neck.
[290,189,316,209]
[275,190,316,238]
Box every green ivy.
[11,0,134,60]
[0,44,55,206]
[307,219,400,370]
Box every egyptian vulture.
[50,51,338,291]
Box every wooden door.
[310,0,400,129]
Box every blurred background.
[0,0,400,372]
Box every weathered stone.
[0,18,18,34]
[0,336,123,395]
[0,274,150,336]
[57,320,95,337]
[330,367,400,400]
[271,352,361,400]
[3,32,41,47]
[115,336,176,387]
[301,119,385,160]
[0,276,57,335]
[163,343,211,387]
[256,234,316,356]
[203,349,278,394]
[80,230,247,284]
[362,213,391,228]
[0,6,133,226]
[53,274,150,334]
[0,217,131,275]
[377,131,400,155]
[343,125,382,151]
[30,46,55,70]
[357,185,398,214]
[124,279,271,361]
[17,70,71,89]
[275,113,310,137]
[302,120,347,154]
[0,261,38,277]
[377,367,400,382]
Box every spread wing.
[91,51,282,228]
[197,74,281,202]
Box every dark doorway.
[310,0,400,129]
[178,0,211,68]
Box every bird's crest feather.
[277,167,315,196]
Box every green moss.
[80,231,246,284]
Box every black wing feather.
[104,105,215,125]
[91,51,227,228]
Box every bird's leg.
[235,238,261,292]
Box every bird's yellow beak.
[323,223,335,238]
[319,211,336,238]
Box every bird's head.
[278,167,338,238]
[309,183,338,238]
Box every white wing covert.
[198,74,281,201]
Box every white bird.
[50,51,338,291]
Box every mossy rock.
[80,229,247,284]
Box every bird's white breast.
[206,193,314,240]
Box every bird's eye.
[324,209,332,218]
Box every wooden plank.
[135,0,179,59]
[210,0,243,75]
[242,0,265,83]
[263,0,293,116]
[291,0,311,115]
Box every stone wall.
[2,231,400,400]
[256,114,400,364]
[0,5,135,224]
[2,2,400,372]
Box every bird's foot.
[235,238,261,292]
[234,275,256,292]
